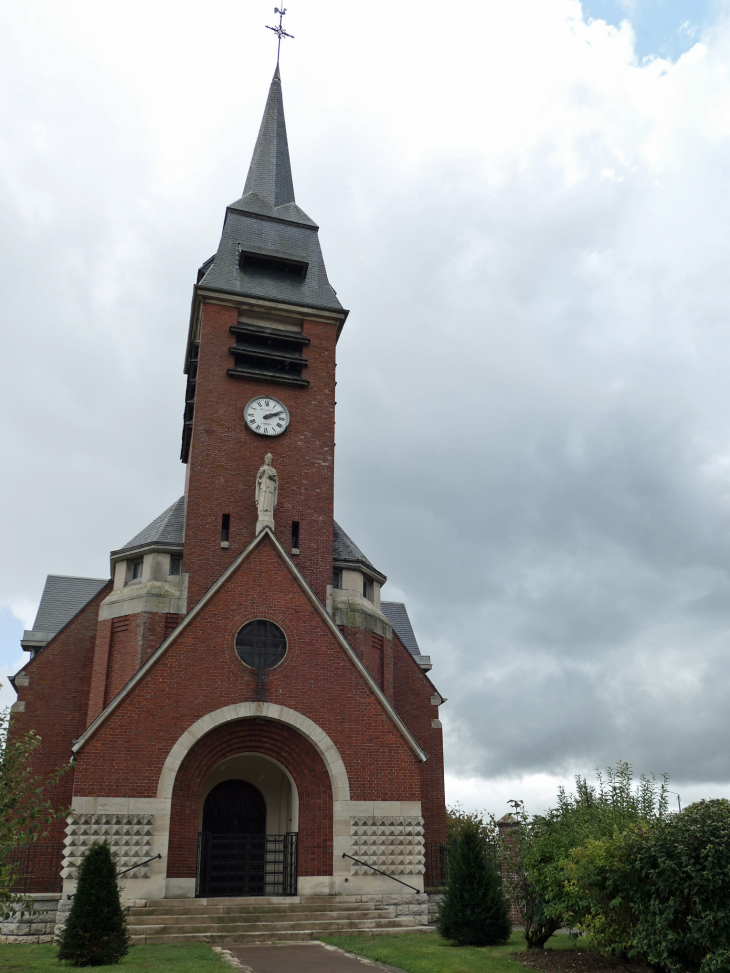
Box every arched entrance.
[167,716,334,898]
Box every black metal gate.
[8,841,64,893]
[196,833,298,897]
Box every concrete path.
[226,942,407,973]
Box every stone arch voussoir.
[157,703,350,803]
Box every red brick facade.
[183,303,336,607]
[392,633,447,846]
[87,611,185,723]
[340,625,394,702]
[73,538,422,804]
[9,583,112,888]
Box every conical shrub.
[57,840,129,966]
[438,819,512,946]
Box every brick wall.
[73,537,422,806]
[391,633,447,847]
[167,718,332,878]
[88,611,185,722]
[339,626,394,702]
[183,302,337,606]
[8,582,111,887]
[497,818,522,924]
[105,613,184,704]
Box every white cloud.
[3,0,730,814]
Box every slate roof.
[30,575,107,637]
[112,501,387,591]
[333,521,386,582]
[197,68,345,314]
[114,496,185,556]
[243,64,297,210]
[380,602,421,658]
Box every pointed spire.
[243,67,295,208]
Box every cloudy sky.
[2,0,730,817]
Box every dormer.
[100,496,187,620]
[327,521,392,639]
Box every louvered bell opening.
[239,251,308,280]
[227,322,310,388]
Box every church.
[9,64,447,927]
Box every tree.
[438,819,512,946]
[446,802,497,844]
[501,762,668,949]
[0,699,68,919]
[58,840,129,966]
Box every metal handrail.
[118,853,162,876]
[341,853,421,893]
[67,853,163,897]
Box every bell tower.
[181,66,347,605]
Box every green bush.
[570,799,730,973]
[438,819,511,947]
[502,762,668,949]
[57,840,129,966]
[564,832,638,957]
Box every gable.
[72,529,425,786]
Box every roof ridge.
[45,573,107,582]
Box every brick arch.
[167,718,333,878]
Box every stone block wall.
[427,891,444,925]
[0,894,60,944]
[349,815,425,876]
[62,813,155,880]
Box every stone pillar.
[497,813,521,925]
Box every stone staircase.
[127,895,434,945]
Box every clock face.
[244,396,290,437]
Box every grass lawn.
[319,931,588,973]
[0,943,226,972]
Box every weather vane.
[266,7,294,64]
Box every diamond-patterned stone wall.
[349,815,425,876]
[62,814,155,880]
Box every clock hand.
[263,410,284,420]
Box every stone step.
[129,924,435,946]
[128,916,417,937]
[129,896,379,915]
[128,908,396,926]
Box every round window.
[235,620,287,670]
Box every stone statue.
[255,453,278,533]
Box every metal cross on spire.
[266,7,294,64]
